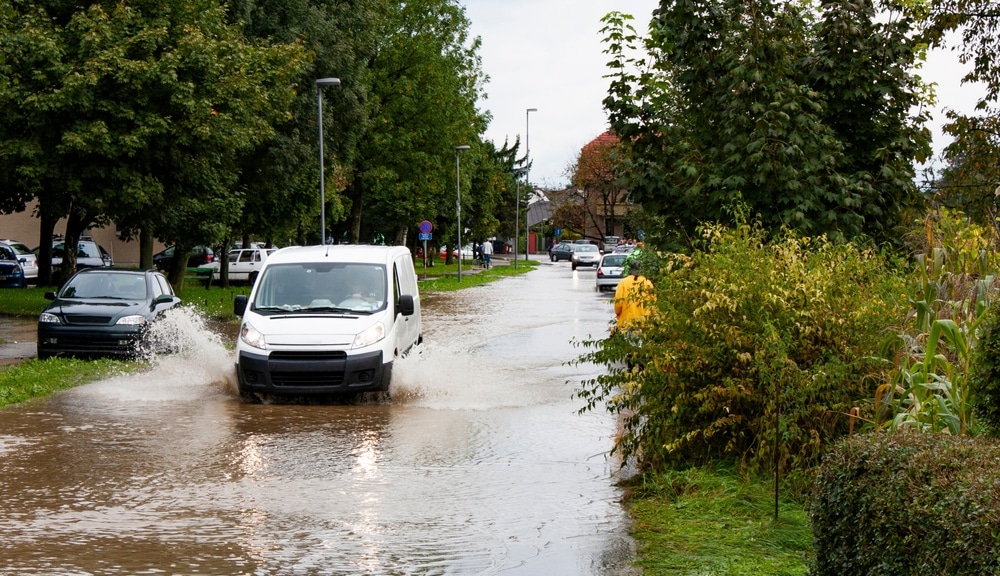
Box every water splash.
[391,340,573,410]
[76,306,239,403]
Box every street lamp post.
[316,77,341,244]
[455,144,470,282]
[525,108,537,259]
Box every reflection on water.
[0,265,637,575]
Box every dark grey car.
[37,268,181,360]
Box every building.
[0,201,151,267]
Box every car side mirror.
[153,294,175,305]
[234,294,247,316]
[398,294,415,316]
[44,291,57,300]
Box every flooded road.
[0,261,635,575]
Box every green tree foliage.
[926,0,1000,107]
[923,1,1000,232]
[226,0,382,249]
[465,139,522,246]
[342,0,488,246]
[0,0,307,285]
[576,223,906,474]
[602,1,932,245]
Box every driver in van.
[339,275,376,308]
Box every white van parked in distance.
[232,244,422,397]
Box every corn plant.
[878,208,999,435]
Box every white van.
[232,244,422,396]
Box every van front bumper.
[236,348,391,395]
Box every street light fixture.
[525,108,537,259]
[316,77,341,244]
[455,144,471,282]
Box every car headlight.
[353,322,385,349]
[115,315,147,326]
[39,312,62,324]
[240,322,267,350]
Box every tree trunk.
[37,212,57,287]
[139,228,154,270]
[347,176,364,244]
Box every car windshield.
[0,246,16,261]
[253,262,387,314]
[60,272,148,299]
[54,242,103,259]
[577,245,598,252]
[4,242,31,255]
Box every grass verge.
[417,258,538,291]
[626,465,813,575]
[0,357,140,408]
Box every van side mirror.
[398,294,414,316]
[234,294,247,316]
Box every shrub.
[969,299,1000,434]
[576,223,906,474]
[810,432,1000,576]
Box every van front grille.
[270,371,345,387]
[268,350,347,361]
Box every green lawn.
[626,466,813,575]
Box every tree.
[570,130,630,241]
[338,0,488,247]
[225,0,382,253]
[0,0,307,286]
[602,1,933,246]
[924,0,1000,233]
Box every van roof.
[263,244,411,266]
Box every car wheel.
[248,271,259,285]
[572,262,577,270]
[550,254,555,262]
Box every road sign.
[419,220,433,234]
[418,233,432,241]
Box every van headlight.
[240,322,267,350]
[353,322,385,349]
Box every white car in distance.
[227,247,276,284]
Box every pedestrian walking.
[482,239,493,269]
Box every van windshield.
[252,262,388,314]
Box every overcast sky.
[460,0,984,189]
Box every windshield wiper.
[253,305,304,313]
[305,306,361,314]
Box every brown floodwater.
[0,261,637,575]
